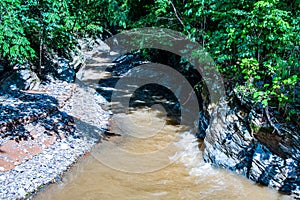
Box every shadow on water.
[96,53,186,126]
[129,83,181,125]
[96,51,212,137]
[97,77,182,125]
[96,53,145,102]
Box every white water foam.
[169,132,291,199]
[170,132,220,181]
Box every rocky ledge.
[0,70,110,199]
[203,96,300,198]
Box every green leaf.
[262,99,268,107]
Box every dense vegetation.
[0,0,299,125]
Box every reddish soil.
[0,128,58,172]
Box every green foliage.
[23,0,76,56]
[0,0,127,68]
[69,0,128,35]
[0,0,35,63]
[124,0,300,120]
[0,0,299,120]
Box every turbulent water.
[34,108,289,200]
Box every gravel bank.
[0,80,110,199]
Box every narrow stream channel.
[33,43,292,200]
[35,108,287,200]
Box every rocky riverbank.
[203,96,300,198]
[0,68,110,199]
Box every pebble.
[14,162,20,165]
[14,166,24,172]
[18,188,27,197]
[64,154,72,159]
[60,143,69,150]
[44,154,53,160]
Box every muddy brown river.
[34,108,290,200]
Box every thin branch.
[157,17,177,21]
[169,0,189,33]
[38,32,42,76]
[265,106,282,135]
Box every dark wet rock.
[203,97,300,195]
[249,143,300,194]
[40,54,80,83]
[48,57,76,83]
[196,111,209,139]
[110,53,145,76]
[0,68,40,91]
[56,59,76,83]
[97,53,152,101]
[98,53,201,126]
[203,99,255,176]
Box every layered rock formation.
[203,97,300,197]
